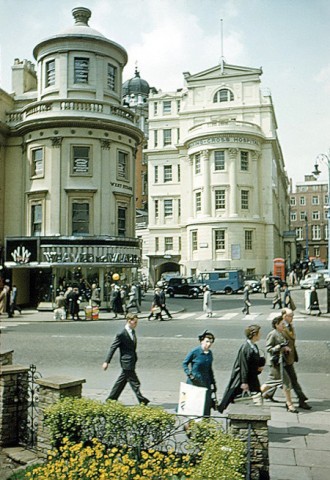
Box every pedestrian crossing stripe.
[173,312,329,321]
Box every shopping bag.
[234,391,263,406]
[177,382,207,416]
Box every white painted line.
[175,313,195,319]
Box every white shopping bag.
[177,382,207,416]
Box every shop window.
[72,202,90,236]
[74,57,89,84]
[118,207,127,237]
[31,204,42,236]
[72,146,91,175]
[107,63,117,90]
[31,148,44,177]
[117,151,129,180]
[45,60,55,87]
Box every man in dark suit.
[102,313,149,404]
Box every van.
[197,270,244,294]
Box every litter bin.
[92,305,99,320]
[304,290,311,313]
[85,305,93,321]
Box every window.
[154,102,158,116]
[290,197,296,206]
[107,63,117,90]
[195,192,202,212]
[241,190,249,210]
[45,60,55,87]
[240,151,249,171]
[195,154,201,174]
[154,130,158,147]
[178,198,181,217]
[74,57,89,83]
[215,190,226,209]
[214,150,225,171]
[290,212,297,222]
[312,211,320,220]
[177,164,181,182]
[213,88,234,103]
[117,151,128,180]
[72,146,90,175]
[299,196,306,206]
[314,247,320,257]
[300,211,307,221]
[154,166,158,183]
[164,237,173,251]
[325,195,328,205]
[163,100,171,114]
[296,227,303,240]
[312,195,319,205]
[164,199,173,217]
[192,231,198,251]
[118,207,127,237]
[72,202,89,235]
[163,129,172,146]
[155,237,159,252]
[177,128,180,143]
[245,230,253,250]
[177,100,181,113]
[325,224,328,240]
[31,148,44,176]
[31,204,42,236]
[164,165,172,182]
[312,225,321,240]
[178,236,181,251]
[155,200,159,218]
[215,229,225,250]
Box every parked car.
[166,277,203,298]
[300,272,325,289]
[268,276,284,293]
[156,272,180,288]
[243,275,261,293]
[311,259,325,271]
[317,269,330,285]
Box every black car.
[268,276,284,293]
[166,277,203,298]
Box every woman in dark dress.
[183,330,217,416]
[218,324,265,413]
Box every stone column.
[228,148,238,217]
[36,376,86,458]
[0,365,29,447]
[202,150,211,216]
[227,403,271,480]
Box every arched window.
[213,88,234,103]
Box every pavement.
[1,299,330,479]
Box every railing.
[6,99,135,125]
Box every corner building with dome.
[0,7,143,307]
[146,63,292,285]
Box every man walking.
[282,308,311,409]
[102,313,149,405]
[272,281,282,309]
[159,287,172,319]
[242,285,251,315]
[126,284,141,313]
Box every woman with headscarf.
[183,330,217,416]
[218,324,265,413]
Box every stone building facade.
[0,7,143,307]
[145,63,290,284]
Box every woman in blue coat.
[183,330,217,416]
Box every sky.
[1,0,329,185]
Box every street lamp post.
[312,152,330,271]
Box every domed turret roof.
[60,7,105,38]
[123,68,150,97]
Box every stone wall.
[228,403,271,480]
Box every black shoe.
[140,398,150,405]
[299,402,312,410]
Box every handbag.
[234,391,263,406]
[152,306,161,314]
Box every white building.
[145,62,290,284]
[0,7,143,307]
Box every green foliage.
[192,430,246,480]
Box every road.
[1,287,330,406]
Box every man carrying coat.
[102,313,149,405]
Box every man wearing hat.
[272,281,282,309]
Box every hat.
[198,330,215,342]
